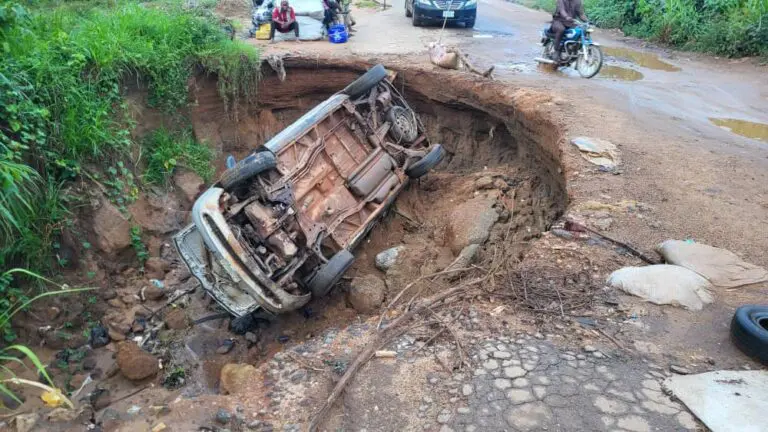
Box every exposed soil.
[6,0,768,428]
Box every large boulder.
[348,274,386,314]
[219,363,258,395]
[173,170,205,204]
[128,194,186,235]
[116,342,159,381]
[93,200,132,254]
[447,196,499,254]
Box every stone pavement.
[424,335,698,432]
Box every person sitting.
[270,0,300,43]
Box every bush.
[580,0,768,57]
[0,1,260,269]
[143,128,214,185]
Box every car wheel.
[218,150,277,191]
[341,64,388,99]
[306,249,355,298]
[731,305,768,365]
[405,0,412,17]
[406,144,445,178]
[465,19,475,28]
[411,10,421,26]
[388,105,419,143]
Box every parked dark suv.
[405,0,476,28]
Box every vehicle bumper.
[182,187,311,316]
[414,4,476,22]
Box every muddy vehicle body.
[174,65,444,324]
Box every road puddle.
[709,118,768,142]
[603,47,681,72]
[599,65,644,81]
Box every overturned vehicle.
[174,65,444,327]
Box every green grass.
[0,0,260,270]
[143,128,215,185]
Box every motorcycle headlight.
[586,27,594,33]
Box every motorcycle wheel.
[576,45,603,79]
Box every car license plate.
[442,10,455,18]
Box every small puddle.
[709,118,768,142]
[599,65,644,81]
[603,47,681,72]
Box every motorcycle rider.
[551,0,588,64]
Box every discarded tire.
[218,150,277,191]
[306,249,355,298]
[341,64,388,99]
[406,144,445,179]
[730,305,768,365]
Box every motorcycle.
[535,20,603,79]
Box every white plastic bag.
[658,240,768,288]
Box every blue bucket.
[328,24,348,44]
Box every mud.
[603,47,682,72]
[709,117,768,142]
[599,65,644,82]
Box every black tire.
[306,249,355,298]
[218,150,277,191]
[465,19,475,28]
[406,144,445,178]
[411,11,421,27]
[731,305,768,365]
[341,64,388,99]
[405,1,412,17]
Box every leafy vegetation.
[0,268,94,408]
[130,226,150,267]
[143,128,215,185]
[515,0,768,57]
[0,0,260,269]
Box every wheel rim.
[578,46,602,77]
[391,106,418,142]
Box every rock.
[89,389,111,410]
[220,363,258,395]
[447,196,499,254]
[670,364,691,375]
[217,339,235,355]
[0,390,23,410]
[89,325,110,348]
[375,246,405,271]
[475,176,494,189]
[108,328,126,342]
[151,423,168,432]
[144,257,170,280]
[47,408,78,423]
[174,170,205,204]
[504,402,553,430]
[582,345,597,353]
[144,283,165,301]
[93,200,132,254]
[43,330,87,350]
[492,350,512,359]
[445,244,480,272]
[506,389,535,404]
[347,274,386,314]
[493,178,509,191]
[106,298,124,308]
[69,373,88,390]
[116,342,159,381]
[164,308,189,330]
[215,408,232,425]
[290,370,307,383]
[245,332,259,345]
[504,366,526,379]
[462,384,473,396]
[128,194,185,235]
[13,412,39,432]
